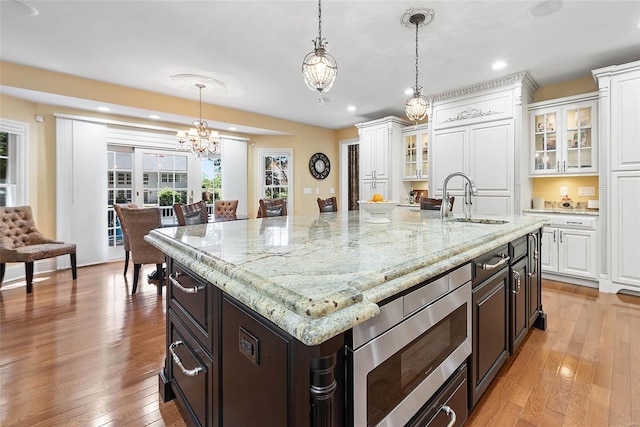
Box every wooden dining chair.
[316,197,337,213]
[214,200,238,222]
[419,197,455,211]
[120,207,165,295]
[257,198,287,218]
[173,201,209,226]
[113,202,138,275]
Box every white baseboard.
[1,259,57,285]
[541,272,599,289]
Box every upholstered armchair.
[173,201,208,226]
[214,200,238,222]
[120,207,165,295]
[113,203,138,275]
[0,206,77,294]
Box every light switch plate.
[304,188,311,194]
[578,186,596,196]
[560,186,568,196]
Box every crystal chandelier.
[176,84,220,158]
[302,0,337,104]
[402,8,435,125]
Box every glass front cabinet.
[402,124,429,181]
[529,93,598,176]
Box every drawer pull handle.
[169,341,203,377]
[529,232,538,277]
[566,221,583,225]
[512,269,521,294]
[169,272,200,294]
[481,254,510,270]
[441,405,457,427]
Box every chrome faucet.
[440,172,478,220]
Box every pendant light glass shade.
[405,88,428,123]
[302,0,337,103]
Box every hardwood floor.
[1,263,638,426]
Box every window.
[258,148,293,212]
[0,119,28,207]
[142,152,189,206]
[107,149,134,249]
[201,156,222,204]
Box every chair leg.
[0,263,5,287]
[123,251,130,275]
[70,253,77,280]
[25,262,34,294]
[132,264,141,294]
[156,263,163,295]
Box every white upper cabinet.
[356,116,410,201]
[401,124,429,181]
[529,93,598,176]
[430,72,536,215]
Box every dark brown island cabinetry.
[470,231,546,409]
[154,223,546,426]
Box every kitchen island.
[147,209,548,426]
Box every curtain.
[348,144,359,211]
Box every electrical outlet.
[560,186,568,196]
[578,186,595,196]
[304,188,311,194]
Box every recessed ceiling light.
[149,114,160,120]
[528,0,564,18]
[492,61,507,70]
[1,0,39,16]
[97,106,110,112]
[228,127,237,131]
[347,105,356,112]
[404,88,414,96]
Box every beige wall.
[0,62,605,234]
[0,62,342,229]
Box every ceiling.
[1,0,639,134]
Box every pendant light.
[302,0,338,104]
[402,8,435,125]
[176,84,220,158]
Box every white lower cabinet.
[542,227,597,279]
[610,171,640,288]
[528,213,598,284]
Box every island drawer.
[472,245,509,287]
[509,235,528,263]
[168,260,215,355]
[168,310,216,427]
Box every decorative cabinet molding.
[528,92,599,176]
[429,72,536,215]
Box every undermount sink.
[452,218,509,225]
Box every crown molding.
[428,72,538,104]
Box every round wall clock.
[309,152,330,179]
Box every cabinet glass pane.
[404,134,417,176]
[535,151,557,171]
[565,106,593,171]
[419,133,428,175]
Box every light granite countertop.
[523,208,599,216]
[146,210,547,346]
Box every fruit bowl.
[357,201,398,223]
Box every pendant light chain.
[414,20,419,90]
[318,0,322,42]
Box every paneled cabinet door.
[558,228,597,279]
[360,125,389,180]
[510,258,529,354]
[402,125,429,180]
[610,172,640,287]
[540,228,559,273]
[361,179,389,201]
